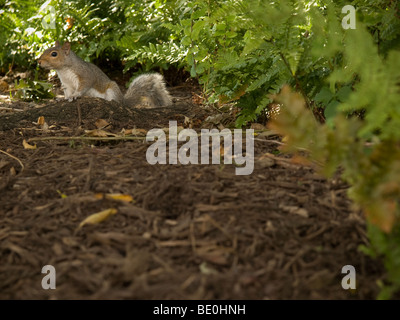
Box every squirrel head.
[37,41,72,70]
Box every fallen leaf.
[57,190,68,199]
[78,208,118,229]
[95,193,134,202]
[23,139,37,150]
[33,116,49,130]
[0,80,8,92]
[95,119,110,129]
[84,129,117,137]
[37,116,45,125]
[122,128,147,136]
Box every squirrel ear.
[55,40,60,47]
[62,42,71,55]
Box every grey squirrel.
[37,41,172,108]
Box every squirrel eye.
[51,51,58,57]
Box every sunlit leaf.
[23,139,37,150]
[78,208,118,229]
[95,193,134,203]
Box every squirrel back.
[38,41,172,108]
[125,73,172,108]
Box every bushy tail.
[124,73,172,108]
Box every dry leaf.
[95,119,110,129]
[95,193,134,202]
[37,116,45,125]
[23,139,37,150]
[122,128,147,136]
[36,116,49,130]
[0,80,8,93]
[78,208,117,229]
[84,129,116,137]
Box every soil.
[0,83,387,300]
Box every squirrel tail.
[124,73,172,108]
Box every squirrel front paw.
[66,96,79,102]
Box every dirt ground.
[0,83,387,300]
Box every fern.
[123,41,186,70]
[269,0,400,299]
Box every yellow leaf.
[57,190,68,199]
[23,139,37,150]
[95,193,134,202]
[106,194,134,202]
[37,116,45,125]
[78,208,117,229]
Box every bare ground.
[0,85,386,299]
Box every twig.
[0,107,24,112]
[28,136,147,142]
[0,149,24,172]
[28,129,272,143]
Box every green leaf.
[336,85,352,102]
[324,100,340,123]
[314,87,334,105]
[191,20,206,40]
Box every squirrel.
[37,41,172,108]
